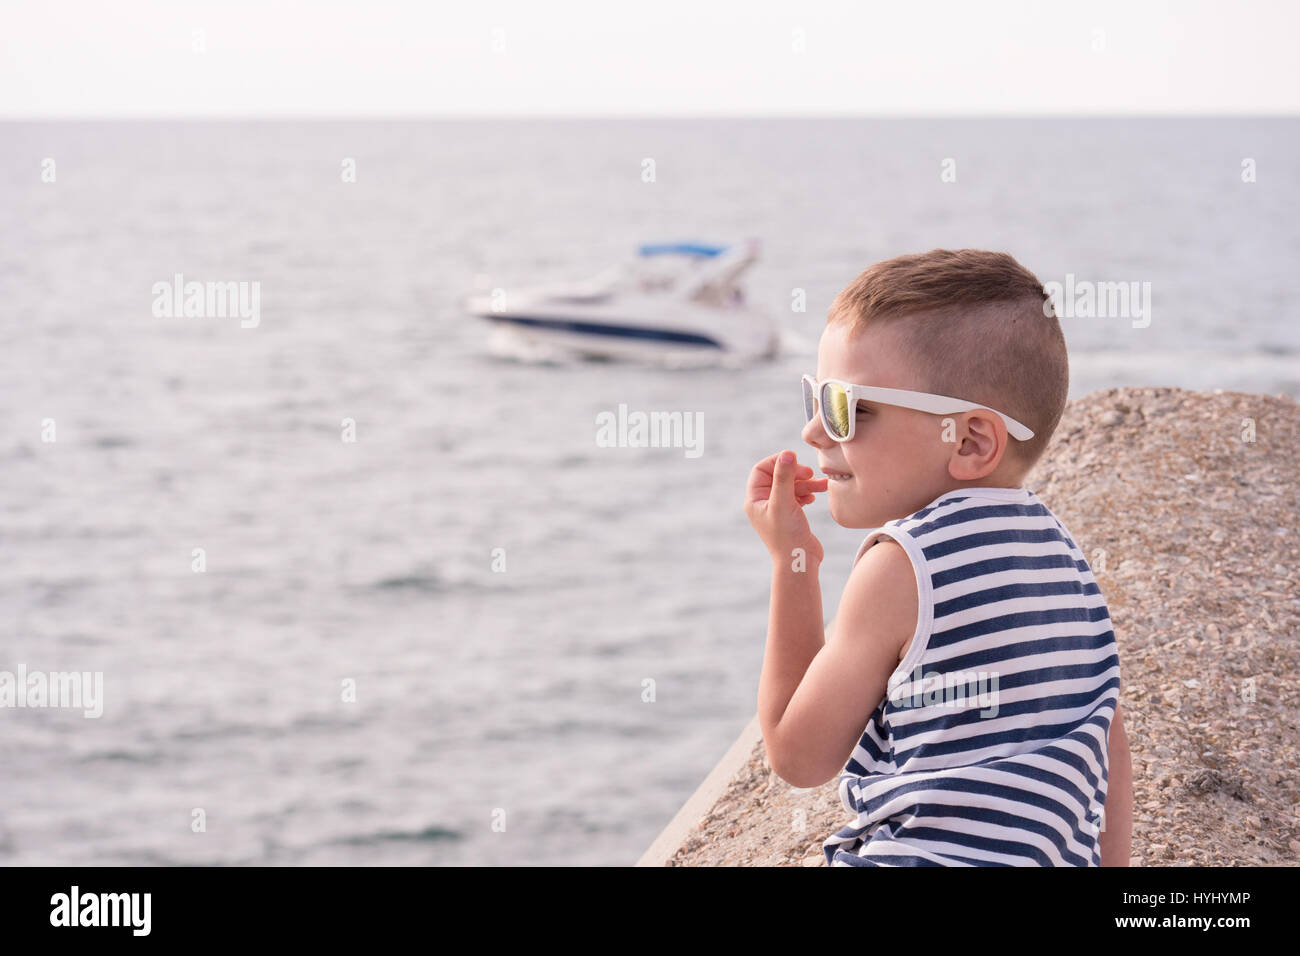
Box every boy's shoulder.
[838,535,917,666]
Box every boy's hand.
[744,450,829,564]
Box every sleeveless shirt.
[822,486,1121,866]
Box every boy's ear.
[946,411,1007,481]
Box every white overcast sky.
[2,0,1297,116]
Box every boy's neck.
[947,477,1026,492]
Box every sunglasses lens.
[801,378,816,422]
[823,383,851,439]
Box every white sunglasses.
[802,374,1035,443]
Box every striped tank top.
[822,486,1121,867]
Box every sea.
[1,118,1297,865]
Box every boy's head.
[806,248,1069,529]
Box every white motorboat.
[464,239,779,364]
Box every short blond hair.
[828,248,1068,472]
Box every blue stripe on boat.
[484,314,724,348]
[637,242,728,257]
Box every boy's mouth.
[822,467,853,482]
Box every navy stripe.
[890,656,1119,704]
[923,527,1066,560]
[891,702,1116,759]
[931,552,1087,588]
[920,632,1117,673]
[890,682,1121,750]
[912,501,1053,537]
[900,820,1085,866]
[833,851,946,867]
[933,578,1098,617]
[929,604,1111,649]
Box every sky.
[1,0,1297,117]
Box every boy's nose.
[801,413,831,448]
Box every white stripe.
[920,638,1118,680]
[887,670,1120,732]
[931,564,1095,603]
[925,538,1081,576]
[889,695,1115,766]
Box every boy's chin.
[827,492,873,529]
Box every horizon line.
[3,111,1298,122]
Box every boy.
[743,249,1131,866]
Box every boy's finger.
[752,454,810,480]
[744,454,778,495]
[771,450,798,500]
[796,477,829,493]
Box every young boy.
[744,249,1131,866]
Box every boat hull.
[466,297,777,363]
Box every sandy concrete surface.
[652,386,1300,866]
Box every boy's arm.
[1099,701,1133,866]
[756,555,826,775]
[759,540,916,788]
